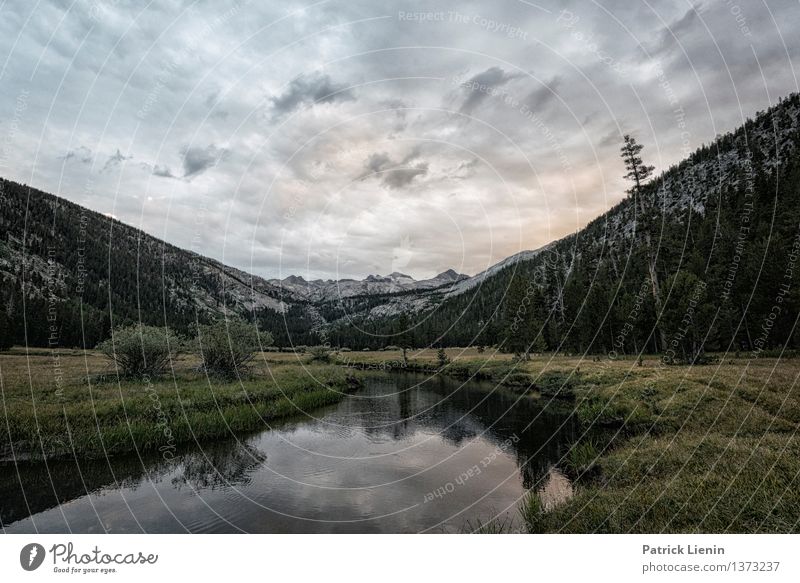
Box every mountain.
[3,93,800,353]
[0,179,289,347]
[267,269,468,302]
[323,93,800,353]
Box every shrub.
[97,324,181,378]
[437,347,450,368]
[504,372,534,388]
[307,345,332,362]
[536,371,576,399]
[197,319,270,377]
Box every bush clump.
[535,371,577,399]
[503,372,534,388]
[307,345,332,362]
[197,319,269,378]
[98,324,181,378]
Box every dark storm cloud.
[525,76,562,112]
[153,165,176,178]
[181,144,227,178]
[358,150,429,189]
[647,3,704,57]
[362,152,393,175]
[460,66,519,113]
[382,163,429,188]
[102,149,132,173]
[269,72,356,118]
[60,146,93,164]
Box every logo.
[20,543,46,571]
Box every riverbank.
[531,357,800,533]
[337,348,576,398]
[0,348,362,461]
[336,348,800,533]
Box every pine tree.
[0,309,12,350]
[620,135,666,353]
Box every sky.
[0,0,798,281]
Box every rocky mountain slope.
[0,179,290,346]
[268,269,467,302]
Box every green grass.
[564,439,601,477]
[518,491,545,533]
[0,351,363,460]
[537,359,800,532]
[536,433,800,533]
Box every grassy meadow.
[0,347,361,460]
[2,345,799,532]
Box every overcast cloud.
[0,0,797,280]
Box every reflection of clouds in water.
[537,467,573,512]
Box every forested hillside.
[0,179,287,348]
[327,93,800,357]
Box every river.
[1,372,578,533]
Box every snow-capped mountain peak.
[268,269,468,301]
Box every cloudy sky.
[0,0,798,280]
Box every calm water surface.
[1,373,578,533]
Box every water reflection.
[1,372,578,533]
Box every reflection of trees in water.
[1,374,580,527]
[0,453,173,526]
[346,373,580,487]
[171,442,266,491]
[1,438,269,526]
[418,375,580,489]
[515,413,579,490]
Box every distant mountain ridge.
[268,269,468,302]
